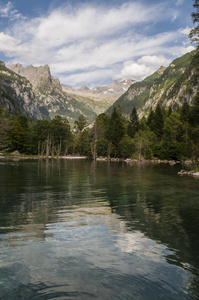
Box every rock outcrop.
[0,64,42,119]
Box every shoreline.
[0,154,87,160]
[97,157,195,165]
[0,154,197,167]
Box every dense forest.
[0,87,199,162]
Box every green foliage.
[128,107,139,138]
[95,113,110,140]
[119,135,135,158]
[74,129,91,156]
[190,90,199,126]
[150,104,164,139]
[74,114,87,132]
[96,138,109,157]
[1,99,199,161]
[7,120,26,153]
[107,106,126,156]
[153,141,184,161]
[163,112,183,142]
[0,113,13,150]
[133,130,156,159]
[180,101,190,123]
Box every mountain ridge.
[107,50,198,118]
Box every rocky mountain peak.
[0,61,5,67]
[7,63,52,88]
[77,85,90,91]
[157,66,166,75]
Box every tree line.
[0,91,199,161]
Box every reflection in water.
[0,159,199,299]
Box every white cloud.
[179,27,191,36]
[176,0,184,6]
[0,2,194,87]
[0,1,12,17]
[138,55,170,67]
[179,45,196,55]
[27,2,164,48]
[118,62,153,81]
[0,1,25,20]
[59,68,118,87]
[0,32,20,53]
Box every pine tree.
[152,104,164,139]
[190,90,199,125]
[147,108,154,129]
[128,107,139,138]
[180,101,190,123]
[107,106,125,155]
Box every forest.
[0,88,199,162]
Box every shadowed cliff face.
[0,63,42,120]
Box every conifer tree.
[147,108,154,129]
[190,90,199,125]
[152,103,164,139]
[128,107,139,138]
[107,106,125,155]
[180,101,190,123]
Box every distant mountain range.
[62,78,134,115]
[0,50,198,124]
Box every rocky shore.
[178,169,199,176]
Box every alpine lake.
[0,158,199,300]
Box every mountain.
[62,78,134,115]
[7,64,96,124]
[7,63,134,123]
[107,50,198,117]
[0,61,42,119]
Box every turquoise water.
[0,159,199,299]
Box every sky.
[0,0,196,88]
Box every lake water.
[0,159,199,300]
